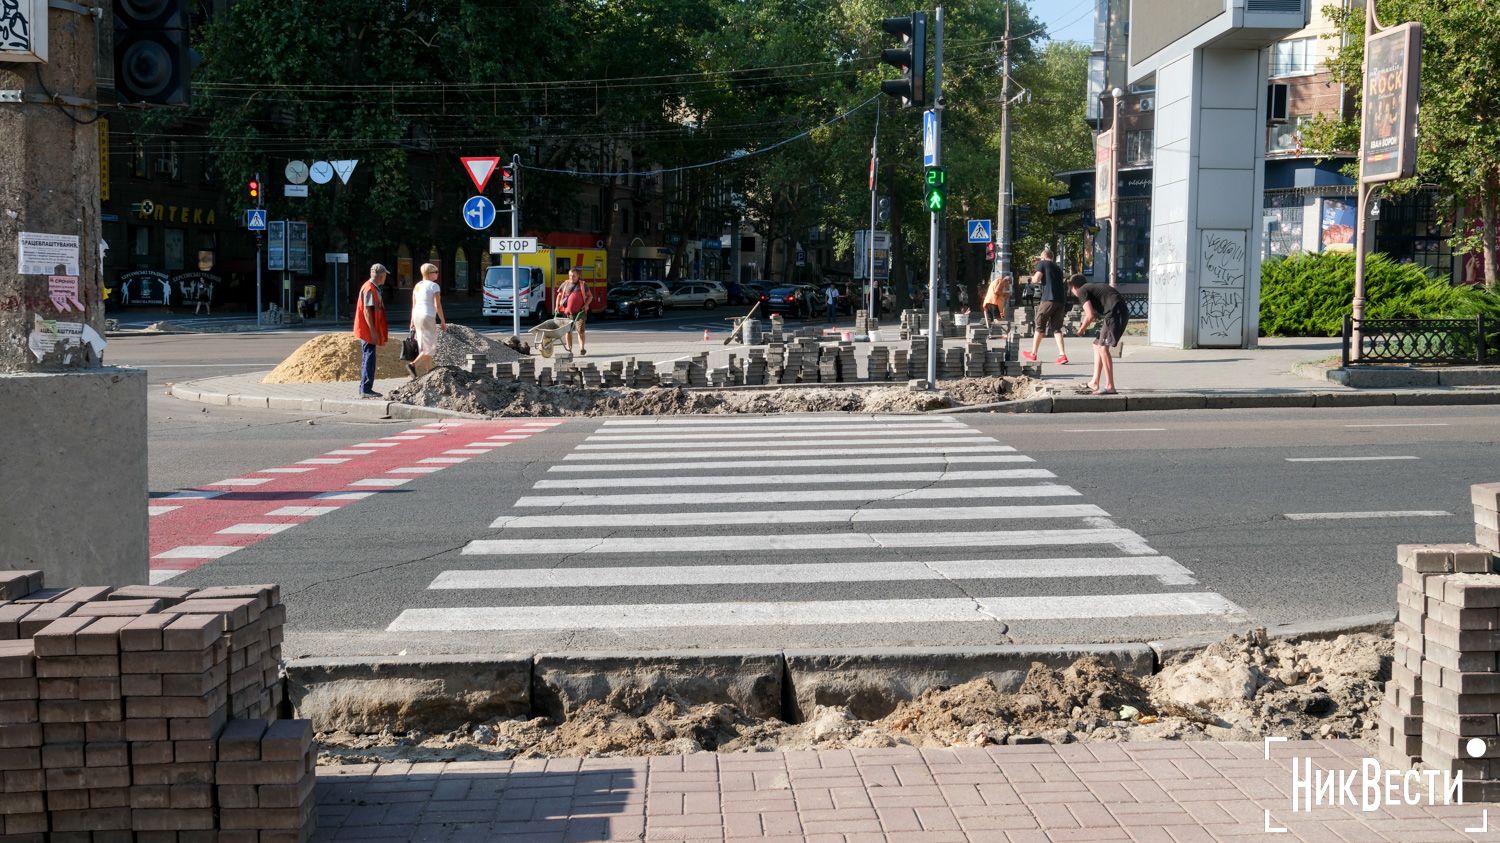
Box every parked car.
[761,284,819,319]
[666,282,724,309]
[627,280,673,301]
[606,284,666,319]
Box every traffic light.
[246,178,260,205]
[924,167,946,213]
[499,166,515,207]
[876,196,892,225]
[879,12,926,109]
[1013,206,1033,239]
[114,0,192,106]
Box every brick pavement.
[310,740,1496,842]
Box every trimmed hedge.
[1259,251,1500,337]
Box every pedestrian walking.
[982,273,1008,326]
[824,282,839,324]
[1068,274,1129,395]
[555,267,592,355]
[1023,248,1069,364]
[407,263,446,379]
[191,278,211,315]
[354,264,389,397]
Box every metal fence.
[1122,294,1149,320]
[1341,315,1490,367]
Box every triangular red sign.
[461,156,501,192]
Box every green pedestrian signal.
[924,167,946,213]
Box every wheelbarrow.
[528,312,582,358]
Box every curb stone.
[1147,612,1394,669]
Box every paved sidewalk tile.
[311,741,1499,842]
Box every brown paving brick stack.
[0,572,309,842]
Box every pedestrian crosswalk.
[388,415,1249,646]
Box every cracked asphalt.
[118,333,1500,656]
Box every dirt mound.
[315,632,1393,764]
[386,367,1045,417]
[261,333,409,384]
[426,323,522,368]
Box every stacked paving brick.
[0,573,312,842]
[1377,483,1500,801]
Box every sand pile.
[262,326,522,384]
[316,631,1393,763]
[261,334,408,384]
[387,367,1047,416]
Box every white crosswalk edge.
[462,527,1153,556]
[515,484,1081,508]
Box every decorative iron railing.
[1122,294,1149,320]
[1341,316,1490,367]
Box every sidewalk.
[310,740,1492,842]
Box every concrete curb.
[167,382,487,421]
[1148,613,1394,668]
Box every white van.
[482,265,548,323]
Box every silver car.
[666,282,723,310]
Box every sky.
[1036,0,1097,44]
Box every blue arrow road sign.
[463,195,497,231]
[245,209,267,231]
[966,219,992,244]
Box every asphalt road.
[110,329,1500,658]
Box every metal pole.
[1108,88,1122,288]
[996,1,1012,311]
[254,171,262,326]
[512,154,522,338]
[1351,5,1382,362]
[868,104,880,322]
[927,6,944,390]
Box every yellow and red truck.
[482,243,608,324]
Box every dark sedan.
[606,284,666,319]
[760,284,819,319]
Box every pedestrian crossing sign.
[967,219,992,244]
[245,209,267,231]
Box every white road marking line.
[587,423,968,436]
[328,449,376,456]
[445,449,494,455]
[517,484,1081,508]
[492,504,1108,530]
[1061,428,1167,433]
[256,467,315,474]
[430,555,1197,590]
[466,442,511,448]
[153,545,242,560]
[419,457,469,464]
[216,523,295,535]
[1344,423,1450,428]
[1284,456,1419,462]
[314,491,377,500]
[563,445,1018,461]
[532,468,1055,490]
[463,527,1152,556]
[388,592,1241,632]
[348,478,411,487]
[384,436,428,440]
[1284,510,1452,521]
[549,455,1034,473]
[298,458,350,465]
[147,506,181,517]
[354,442,401,448]
[584,428,979,442]
[267,506,339,517]
[149,570,183,584]
[160,491,225,501]
[207,478,271,487]
[577,436,991,451]
[389,466,445,474]
[600,416,956,427]
[485,434,533,440]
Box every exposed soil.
[386,367,1050,417]
[316,631,1393,764]
[262,326,520,384]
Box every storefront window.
[454,246,469,292]
[1374,190,1455,279]
[396,244,413,289]
[1264,194,1306,256]
[164,229,185,271]
[129,225,151,259]
[1116,198,1152,285]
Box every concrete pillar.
[1147,47,1267,349]
[0,1,148,587]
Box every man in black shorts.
[1021,248,1069,364]
[1068,274,1129,394]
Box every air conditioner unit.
[1267,83,1290,125]
[1137,96,1154,113]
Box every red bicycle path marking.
[149,419,563,580]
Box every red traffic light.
[500,167,515,192]
[247,179,260,199]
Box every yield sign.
[330,160,359,185]
[461,156,501,192]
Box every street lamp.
[1109,87,1123,289]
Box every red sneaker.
[1056,355,1070,365]
[1021,351,1037,362]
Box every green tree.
[1304,0,1500,289]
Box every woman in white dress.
[407,263,447,378]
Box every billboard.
[1360,22,1422,184]
[1094,130,1115,222]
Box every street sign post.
[245,210,266,231]
[463,196,496,231]
[488,237,539,254]
[461,157,501,192]
[283,184,308,198]
[966,219,992,244]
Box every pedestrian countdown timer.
[924,167,946,212]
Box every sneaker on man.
[1056,355,1069,365]
[1021,351,1037,362]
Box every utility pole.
[926,6,944,390]
[254,172,264,326]
[868,104,880,320]
[1108,87,1122,288]
[995,1,1014,311]
[510,155,522,339]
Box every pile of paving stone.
[0,572,315,842]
